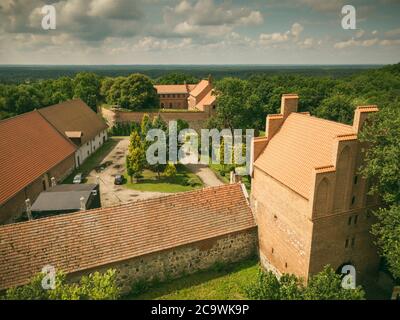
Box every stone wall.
[101,107,209,132]
[70,228,258,294]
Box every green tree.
[164,162,177,178]
[359,106,400,280]
[313,95,356,124]
[107,74,158,110]
[73,72,101,112]
[141,113,152,138]
[156,72,199,85]
[244,266,365,300]
[3,269,120,300]
[126,130,145,182]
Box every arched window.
[334,146,351,210]
[315,178,329,215]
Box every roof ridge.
[291,112,355,131]
[36,107,78,150]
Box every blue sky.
[0,0,399,64]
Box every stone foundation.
[70,228,257,293]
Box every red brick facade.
[251,94,380,284]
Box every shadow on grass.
[63,138,119,184]
[125,257,259,300]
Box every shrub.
[164,162,177,178]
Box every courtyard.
[81,137,224,207]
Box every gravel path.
[185,163,224,187]
[86,138,165,207]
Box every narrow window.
[354,175,358,185]
[271,248,274,254]
[351,237,355,247]
[351,196,356,205]
[348,216,352,225]
[345,238,349,248]
[285,262,288,268]
[354,215,358,225]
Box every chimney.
[80,196,86,211]
[51,177,56,187]
[25,199,32,221]
[281,94,299,119]
[208,74,212,84]
[352,105,379,133]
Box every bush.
[187,177,200,187]
[3,269,120,300]
[164,163,177,178]
[242,266,365,300]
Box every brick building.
[0,184,256,292]
[0,111,76,224]
[154,76,216,116]
[251,94,380,284]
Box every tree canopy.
[2,269,120,300]
[244,265,365,300]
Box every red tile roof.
[254,113,356,199]
[154,84,190,94]
[0,111,76,205]
[37,99,108,144]
[190,79,210,97]
[0,184,255,290]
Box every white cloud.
[334,38,379,49]
[170,0,263,27]
[259,23,304,47]
[385,28,400,37]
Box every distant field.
[0,64,383,83]
[126,258,259,300]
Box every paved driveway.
[86,138,165,207]
[185,163,224,187]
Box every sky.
[0,0,399,65]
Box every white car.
[73,173,83,184]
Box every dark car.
[114,175,124,185]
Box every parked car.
[73,173,83,184]
[114,175,124,185]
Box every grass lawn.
[63,138,119,183]
[124,164,203,193]
[126,258,259,300]
[209,163,251,191]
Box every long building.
[0,184,256,292]
[154,76,216,116]
[0,111,76,224]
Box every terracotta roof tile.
[37,99,108,144]
[0,111,76,205]
[190,80,210,97]
[154,84,190,94]
[254,113,356,199]
[0,184,255,290]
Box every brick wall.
[0,154,75,224]
[70,228,258,294]
[251,167,312,280]
[101,107,209,132]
